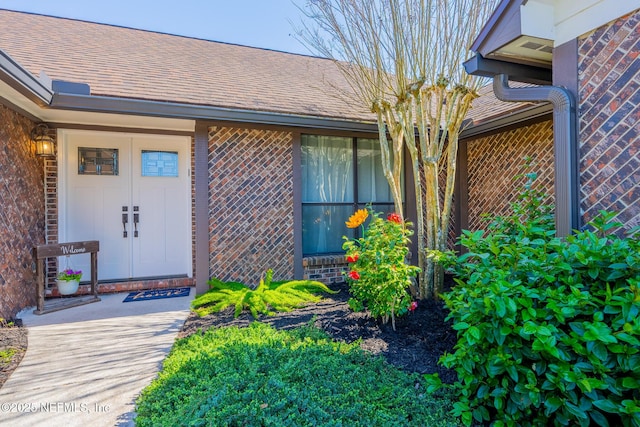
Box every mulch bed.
[0,278,459,390]
[179,278,458,383]
[0,319,27,389]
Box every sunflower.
[346,209,368,228]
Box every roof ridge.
[0,8,328,60]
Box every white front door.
[59,130,192,281]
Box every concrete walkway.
[0,289,193,427]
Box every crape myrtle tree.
[297,0,498,299]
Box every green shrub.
[135,322,461,427]
[439,171,640,426]
[343,209,420,329]
[192,269,336,318]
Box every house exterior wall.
[464,120,555,232]
[303,255,347,285]
[577,9,640,229]
[0,105,44,318]
[208,126,295,285]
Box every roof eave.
[0,50,53,105]
[460,103,553,139]
[50,92,379,133]
[464,54,552,85]
[471,0,522,53]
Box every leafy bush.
[438,171,640,426]
[192,269,335,318]
[135,322,461,427]
[343,209,420,329]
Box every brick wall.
[465,120,555,232]
[578,9,640,229]
[0,105,45,318]
[208,126,295,285]
[303,255,347,285]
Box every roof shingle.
[0,9,536,126]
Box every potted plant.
[56,269,82,295]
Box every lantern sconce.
[31,123,56,157]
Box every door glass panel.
[78,147,118,175]
[141,150,179,177]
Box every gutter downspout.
[493,74,579,237]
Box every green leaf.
[578,379,592,393]
[537,325,552,337]
[617,333,640,346]
[468,326,481,341]
[488,361,505,377]
[621,377,639,389]
[565,401,588,422]
[506,365,518,382]
[472,406,490,422]
[593,399,619,413]
[588,342,609,362]
[476,384,489,399]
[570,322,586,336]
[584,324,618,344]
[523,321,537,335]
[589,410,609,427]
[544,396,562,415]
[495,299,506,318]
[453,322,470,330]
[608,263,628,270]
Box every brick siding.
[465,120,555,232]
[578,9,640,229]
[303,255,347,285]
[0,106,44,318]
[208,126,295,285]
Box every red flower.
[387,213,402,224]
[348,270,360,280]
[346,254,359,263]
[408,301,418,312]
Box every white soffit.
[41,109,196,132]
[523,0,640,47]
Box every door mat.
[123,287,191,303]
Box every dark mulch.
[0,279,458,391]
[0,319,27,389]
[179,278,458,383]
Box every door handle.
[133,206,139,237]
[122,213,128,238]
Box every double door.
[59,130,191,281]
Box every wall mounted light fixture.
[31,123,56,157]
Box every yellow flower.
[346,209,368,228]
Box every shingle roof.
[466,82,537,124]
[0,9,537,127]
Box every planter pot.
[56,279,79,295]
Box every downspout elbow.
[492,74,579,237]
